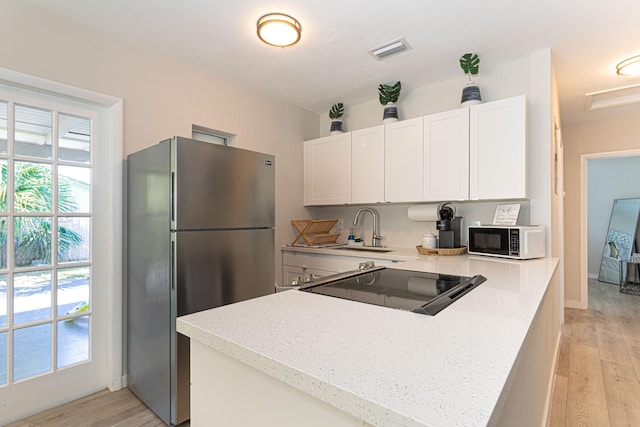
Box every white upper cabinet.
[303,95,528,206]
[351,125,385,204]
[303,133,351,206]
[423,108,470,201]
[469,95,528,200]
[384,117,424,203]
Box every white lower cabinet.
[423,108,470,201]
[469,95,528,200]
[191,340,368,426]
[283,265,337,287]
[282,250,399,286]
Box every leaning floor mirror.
[598,198,640,284]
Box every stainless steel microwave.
[467,225,545,259]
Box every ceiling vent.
[367,37,411,61]
[585,83,640,111]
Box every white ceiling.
[28,0,640,125]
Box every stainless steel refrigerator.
[126,137,275,425]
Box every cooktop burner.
[299,266,486,315]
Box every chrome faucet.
[352,208,382,247]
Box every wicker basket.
[416,245,467,256]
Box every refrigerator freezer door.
[173,227,275,424]
[172,137,275,230]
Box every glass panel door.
[0,85,105,420]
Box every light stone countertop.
[177,255,559,427]
[281,244,420,262]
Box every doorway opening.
[581,149,640,307]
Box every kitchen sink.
[336,246,394,253]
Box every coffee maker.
[436,202,462,248]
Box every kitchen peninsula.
[177,255,560,427]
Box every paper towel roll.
[407,204,440,221]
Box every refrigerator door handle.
[171,171,175,223]
[171,239,176,291]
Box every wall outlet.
[337,218,344,230]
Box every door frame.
[579,147,640,309]
[0,67,124,390]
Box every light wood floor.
[548,279,640,426]
[8,279,640,426]
[6,388,170,427]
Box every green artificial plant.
[329,102,344,120]
[459,53,480,82]
[378,81,401,105]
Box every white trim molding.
[0,66,124,391]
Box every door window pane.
[14,324,52,381]
[57,315,89,368]
[57,267,89,316]
[0,160,6,212]
[14,216,52,267]
[58,165,90,213]
[0,217,6,269]
[14,105,52,159]
[0,331,6,385]
[0,101,7,154]
[58,114,90,164]
[13,271,52,325]
[0,274,6,327]
[58,217,89,263]
[14,161,53,212]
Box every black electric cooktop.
[300,266,486,315]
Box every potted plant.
[329,102,345,134]
[378,81,401,123]
[459,53,482,106]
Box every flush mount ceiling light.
[616,55,640,77]
[367,37,412,61]
[257,13,301,47]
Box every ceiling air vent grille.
[367,37,411,61]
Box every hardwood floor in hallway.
[549,279,640,426]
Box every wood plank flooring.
[8,278,640,426]
[549,279,640,426]
[5,388,170,427]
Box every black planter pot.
[382,103,399,124]
[461,83,482,106]
[330,120,344,134]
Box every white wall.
[0,0,319,287]
[306,201,530,249]
[319,58,529,136]
[587,156,640,277]
[308,50,555,257]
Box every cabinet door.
[303,133,352,205]
[384,117,424,203]
[351,126,385,204]
[469,95,527,200]
[423,108,470,201]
